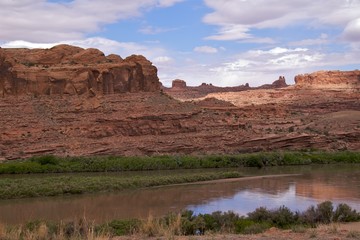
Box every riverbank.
[1,151,359,174]
[1,202,359,239]
[0,151,359,199]
[114,223,360,240]
[115,223,360,240]
[0,170,242,199]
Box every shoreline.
[114,222,360,240]
[150,173,303,189]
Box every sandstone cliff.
[295,70,360,88]
[0,45,160,96]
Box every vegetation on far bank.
[0,151,359,199]
[1,201,359,239]
[0,170,242,199]
[0,151,359,174]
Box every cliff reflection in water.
[0,166,359,224]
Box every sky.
[1,0,360,87]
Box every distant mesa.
[166,76,287,92]
[172,79,187,88]
[0,44,160,97]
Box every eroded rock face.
[0,45,160,96]
[295,70,360,88]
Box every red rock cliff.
[295,70,360,88]
[0,44,160,96]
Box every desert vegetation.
[0,201,359,239]
[0,170,242,199]
[0,151,359,174]
[0,151,359,199]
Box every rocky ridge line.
[0,44,160,97]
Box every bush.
[30,155,59,165]
[300,205,317,227]
[235,218,256,233]
[247,207,272,222]
[105,219,140,236]
[270,206,298,228]
[316,201,333,224]
[333,203,360,222]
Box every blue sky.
[1,0,360,86]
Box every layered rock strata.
[0,45,160,97]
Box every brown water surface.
[0,165,359,224]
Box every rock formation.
[0,53,359,160]
[0,45,160,97]
[172,79,187,88]
[257,76,288,89]
[295,70,360,88]
[164,77,287,100]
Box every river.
[0,164,359,224]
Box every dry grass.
[0,218,111,240]
[140,213,182,239]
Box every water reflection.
[0,165,359,224]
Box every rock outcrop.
[295,70,360,88]
[0,45,160,96]
[172,79,187,88]
[164,77,288,100]
[257,76,288,89]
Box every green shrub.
[316,201,333,224]
[30,155,59,165]
[1,151,359,175]
[270,206,298,228]
[105,219,140,236]
[333,203,360,222]
[235,218,256,233]
[247,207,272,222]
[300,205,317,227]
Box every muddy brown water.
[0,165,359,224]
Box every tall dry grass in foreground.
[0,201,359,239]
[0,219,110,240]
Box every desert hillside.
[0,45,359,160]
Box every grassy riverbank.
[0,202,359,239]
[0,151,359,174]
[0,170,242,199]
[0,151,358,199]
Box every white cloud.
[153,56,173,63]
[203,0,360,42]
[0,40,56,49]
[194,46,218,53]
[139,25,178,35]
[343,18,360,41]
[249,47,308,56]
[0,37,166,59]
[214,47,324,75]
[158,0,185,7]
[0,0,184,42]
[289,34,329,46]
[205,25,251,41]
